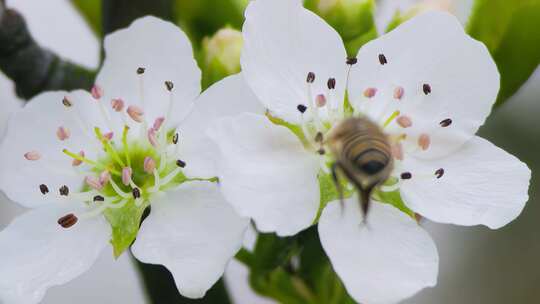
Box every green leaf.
[103,199,149,258]
[298,228,356,304]
[467,0,540,105]
[70,0,102,37]
[314,170,354,223]
[247,233,311,304]
[373,188,415,219]
[305,0,377,56]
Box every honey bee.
[327,117,393,220]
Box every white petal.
[400,136,531,229]
[0,203,110,304]
[350,11,499,158]
[241,0,348,123]
[319,200,439,304]
[96,16,201,130]
[131,182,248,299]
[179,74,264,179]
[0,91,109,208]
[207,113,320,236]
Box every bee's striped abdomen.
[339,123,391,175]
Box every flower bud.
[143,157,156,174]
[201,28,243,86]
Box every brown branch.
[0,7,96,100]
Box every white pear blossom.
[0,16,261,303]
[207,0,531,303]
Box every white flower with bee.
[207,0,531,303]
[0,17,260,303]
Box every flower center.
[25,68,212,234]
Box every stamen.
[91,84,103,100]
[136,67,146,75]
[418,134,431,150]
[378,54,387,65]
[148,168,161,193]
[122,167,132,186]
[327,78,336,89]
[39,184,49,195]
[95,127,125,167]
[165,81,174,92]
[315,94,327,107]
[435,168,444,179]
[297,104,307,113]
[153,117,165,131]
[62,96,73,107]
[93,195,105,202]
[439,118,452,127]
[147,128,158,147]
[393,86,404,100]
[383,110,401,127]
[314,132,323,143]
[58,214,78,228]
[85,176,103,191]
[99,171,111,186]
[346,57,357,65]
[172,132,179,144]
[144,157,156,174]
[363,87,377,98]
[423,83,432,95]
[306,72,315,83]
[72,151,84,166]
[132,187,141,199]
[176,159,186,168]
[391,143,403,160]
[59,185,69,196]
[396,115,412,128]
[400,172,412,180]
[159,167,182,186]
[56,126,71,141]
[104,132,114,141]
[109,178,131,199]
[317,148,325,155]
[127,105,144,123]
[111,98,125,112]
[24,151,41,161]
[122,125,131,167]
[64,149,118,174]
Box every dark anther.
[136,67,146,75]
[306,72,316,83]
[314,132,323,143]
[172,132,179,144]
[423,83,432,95]
[327,78,336,90]
[165,81,174,91]
[58,214,78,228]
[378,54,387,65]
[435,168,445,179]
[400,172,412,180]
[439,118,452,127]
[176,159,187,168]
[317,148,326,155]
[132,188,141,199]
[297,104,307,114]
[346,57,358,65]
[39,184,49,195]
[93,195,105,202]
[62,96,72,107]
[59,185,69,196]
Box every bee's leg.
[330,162,345,215]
